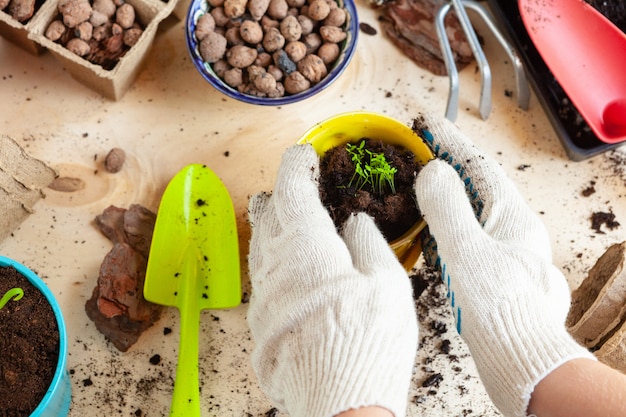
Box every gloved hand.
[413,114,596,417]
[247,144,418,417]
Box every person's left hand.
[247,144,418,417]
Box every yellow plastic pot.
[298,111,434,271]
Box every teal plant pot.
[0,256,71,417]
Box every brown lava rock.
[319,138,422,241]
[0,266,59,416]
[86,204,162,352]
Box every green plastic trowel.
[144,164,241,417]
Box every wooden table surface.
[1,2,625,416]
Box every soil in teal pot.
[0,265,59,416]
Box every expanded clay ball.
[92,0,115,17]
[123,27,143,46]
[267,0,288,20]
[194,0,351,99]
[284,40,306,62]
[247,0,269,20]
[280,15,301,41]
[58,0,92,27]
[45,20,67,41]
[115,3,135,29]
[224,0,247,18]
[199,31,228,63]
[297,54,326,82]
[284,70,310,94]
[307,0,329,21]
[324,7,345,26]
[74,21,93,40]
[240,19,263,43]
[262,26,285,52]
[320,25,346,43]
[227,44,258,68]
[66,37,91,55]
[318,42,339,64]
[5,0,36,22]
[195,13,216,40]
[223,67,243,87]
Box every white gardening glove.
[247,144,418,417]
[413,114,596,417]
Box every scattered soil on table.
[581,181,596,197]
[319,138,422,241]
[408,263,480,408]
[591,211,620,234]
[0,266,59,416]
[604,149,626,186]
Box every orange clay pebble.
[318,42,339,65]
[6,0,36,22]
[319,25,346,43]
[199,31,228,63]
[45,20,67,41]
[280,15,301,41]
[223,0,247,18]
[195,13,216,40]
[284,71,310,94]
[297,54,327,83]
[226,44,258,68]
[115,3,135,29]
[66,37,91,56]
[307,0,329,21]
[58,0,92,27]
[267,0,288,20]
[247,0,270,20]
[240,20,263,43]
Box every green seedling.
[0,288,24,310]
[345,140,397,195]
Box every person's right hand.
[412,114,595,417]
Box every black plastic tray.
[486,0,624,161]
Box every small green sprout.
[0,288,24,310]
[345,139,397,194]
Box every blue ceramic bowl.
[185,0,359,105]
[0,256,71,417]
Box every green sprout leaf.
[0,288,24,310]
[345,140,397,195]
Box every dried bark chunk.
[378,0,473,76]
[87,204,160,352]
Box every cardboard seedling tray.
[1,0,179,100]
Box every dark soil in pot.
[0,265,59,416]
[319,138,422,241]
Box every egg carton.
[0,0,181,99]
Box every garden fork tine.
[436,0,530,122]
